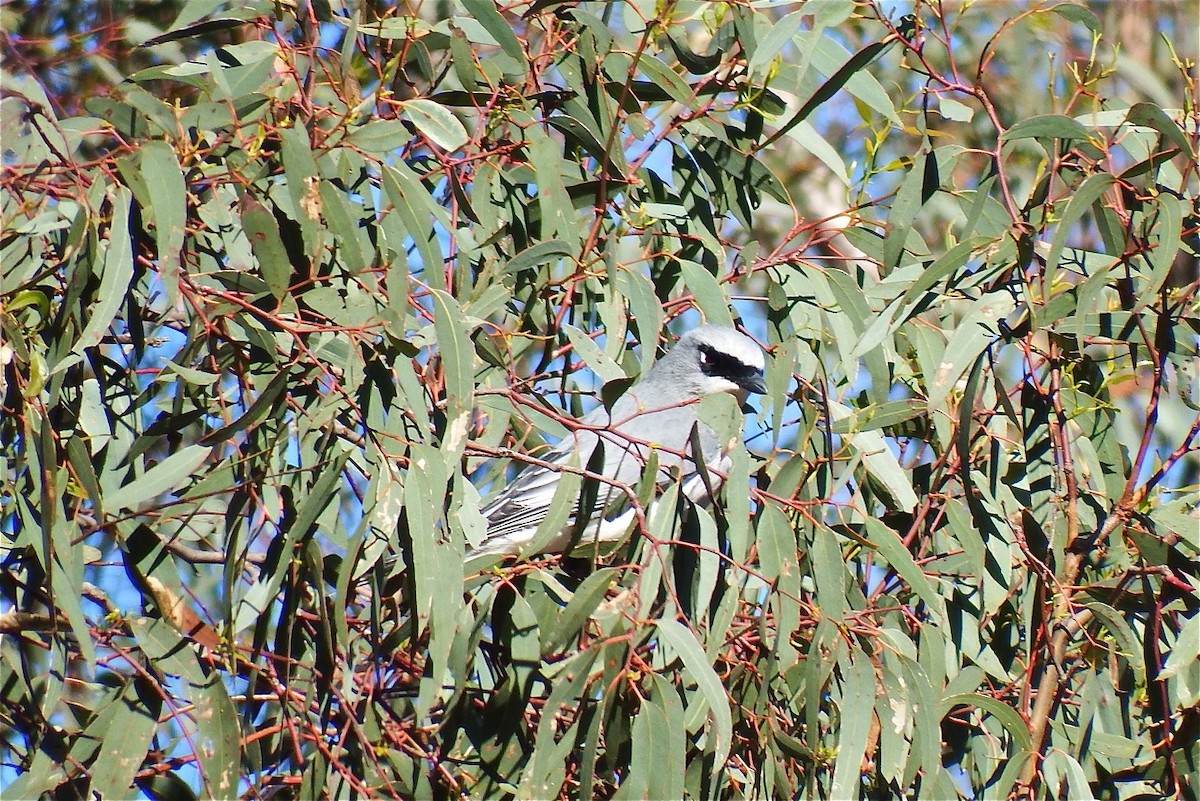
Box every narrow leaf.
[459,0,526,65]
[74,185,135,354]
[830,647,876,799]
[347,119,412,153]
[656,618,732,786]
[430,289,474,458]
[88,679,160,800]
[864,518,946,620]
[138,140,186,301]
[939,692,1034,751]
[1002,114,1094,142]
[240,197,291,299]
[403,98,469,151]
[108,444,212,511]
[763,37,893,149]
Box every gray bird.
[470,324,766,561]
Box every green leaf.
[763,35,895,149]
[830,647,875,799]
[807,0,856,27]
[1125,101,1195,158]
[1160,612,1199,689]
[1003,114,1095,142]
[278,123,323,261]
[1081,599,1146,678]
[51,512,97,667]
[107,444,212,511]
[458,0,526,66]
[141,16,248,47]
[656,618,732,788]
[1138,193,1183,307]
[430,289,475,458]
[1048,2,1101,33]
[521,650,595,798]
[665,29,722,74]
[402,98,470,151]
[747,10,806,79]
[616,269,664,374]
[864,518,946,621]
[812,523,848,619]
[546,114,625,175]
[647,673,687,800]
[544,569,618,656]
[131,617,239,799]
[520,455,581,557]
[407,444,464,720]
[347,119,413,153]
[381,160,448,287]
[757,501,803,667]
[928,291,1016,411]
[239,196,292,299]
[884,148,933,270]
[1042,751,1092,799]
[829,403,918,512]
[564,323,625,384]
[136,140,187,302]
[520,112,578,243]
[1043,173,1114,281]
[722,445,754,565]
[629,56,696,108]
[783,119,851,186]
[73,185,134,354]
[614,706,652,799]
[678,260,735,327]
[86,97,155,138]
[829,399,925,434]
[504,239,574,275]
[199,369,290,446]
[88,678,161,801]
[318,179,370,275]
[939,692,1034,751]
[938,95,975,122]
[897,236,992,311]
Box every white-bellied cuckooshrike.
[470,324,766,561]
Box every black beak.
[740,372,767,395]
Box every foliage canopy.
[2,1,1198,799]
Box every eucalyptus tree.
[2,1,1197,798]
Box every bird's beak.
[742,373,767,395]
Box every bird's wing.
[477,421,607,540]
[475,397,648,554]
[480,447,577,538]
[474,395,731,557]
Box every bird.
[468,324,766,562]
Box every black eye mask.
[697,344,765,394]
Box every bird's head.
[663,325,767,403]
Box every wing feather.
[472,394,731,558]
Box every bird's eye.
[698,349,710,365]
